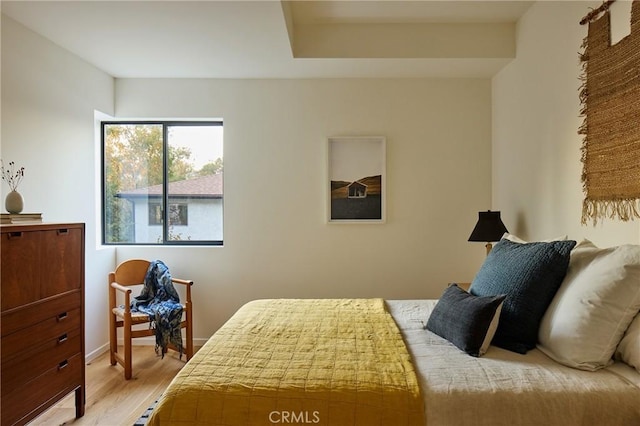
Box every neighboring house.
[348,181,367,198]
[116,173,223,242]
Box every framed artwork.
[327,136,386,223]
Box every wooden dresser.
[1,222,85,426]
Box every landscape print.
[328,136,385,222]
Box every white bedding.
[387,299,640,426]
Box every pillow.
[616,313,640,373]
[537,240,640,371]
[503,233,568,243]
[426,284,506,357]
[469,238,576,354]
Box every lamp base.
[485,242,493,256]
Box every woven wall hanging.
[579,0,640,224]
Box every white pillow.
[616,313,640,373]
[537,240,640,371]
[503,233,568,243]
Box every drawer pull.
[58,360,69,370]
[8,231,23,239]
[57,228,69,235]
[58,333,68,344]
[57,312,68,321]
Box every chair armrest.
[171,278,193,286]
[110,282,133,313]
[110,282,133,294]
[171,278,193,303]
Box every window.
[102,121,223,245]
[149,203,188,226]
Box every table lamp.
[468,210,508,255]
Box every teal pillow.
[470,238,576,354]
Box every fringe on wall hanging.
[578,0,640,225]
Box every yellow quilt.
[147,299,425,425]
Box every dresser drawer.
[1,229,41,311]
[40,228,83,299]
[1,291,80,337]
[1,353,83,426]
[1,226,83,312]
[2,329,81,391]
[1,306,80,360]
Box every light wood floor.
[30,346,192,426]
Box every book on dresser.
[0,222,85,426]
[0,213,43,224]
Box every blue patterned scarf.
[130,260,184,358]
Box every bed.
[147,237,640,425]
[389,299,640,426]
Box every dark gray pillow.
[470,238,576,354]
[426,284,506,357]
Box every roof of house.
[116,173,223,199]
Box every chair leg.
[109,313,117,366]
[124,314,132,380]
[186,301,193,360]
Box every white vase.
[5,190,24,214]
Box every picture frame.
[327,136,386,223]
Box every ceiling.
[1,1,533,79]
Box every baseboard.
[86,342,110,363]
[87,337,209,362]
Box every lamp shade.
[468,211,508,243]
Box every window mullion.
[163,124,170,243]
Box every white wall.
[493,1,640,246]
[1,15,116,358]
[115,78,493,340]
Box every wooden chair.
[108,259,193,379]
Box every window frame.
[101,120,223,246]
